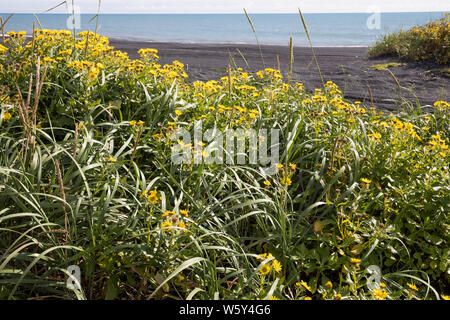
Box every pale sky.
[1,0,449,14]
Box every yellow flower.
[407,283,418,291]
[373,288,388,300]
[272,260,282,273]
[106,157,117,163]
[43,57,56,64]
[281,176,292,186]
[263,180,271,186]
[350,258,361,264]
[361,178,371,184]
[129,120,137,126]
[441,294,450,300]
[139,190,148,198]
[177,221,187,232]
[325,281,333,289]
[259,264,271,275]
[175,110,183,116]
[0,44,8,54]
[334,293,342,300]
[147,189,159,204]
[180,209,189,217]
[304,297,312,300]
[161,220,173,232]
[289,163,297,170]
[369,132,382,139]
[269,296,279,300]
[302,98,312,104]
[162,210,176,217]
[299,280,312,292]
[380,283,386,288]
[2,112,12,120]
[258,253,272,260]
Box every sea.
[0,12,448,46]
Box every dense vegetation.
[0,29,449,300]
[368,14,450,65]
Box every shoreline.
[110,39,449,111]
[107,36,369,48]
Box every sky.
[1,0,449,14]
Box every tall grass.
[368,14,450,65]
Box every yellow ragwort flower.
[2,112,12,120]
[147,190,159,204]
[180,209,189,217]
[272,260,282,273]
[177,221,187,232]
[281,176,292,186]
[373,288,388,300]
[161,220,173,232]
[300,280,312,293]
[259,264,271,276]
[407,283,418,291]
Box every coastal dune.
[111,39,449,111]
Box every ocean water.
[0,12,447,46]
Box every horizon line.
[1,10,448,15]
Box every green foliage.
[0,29,449,300]
[368,14,450,65]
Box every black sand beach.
[110,39,449,111]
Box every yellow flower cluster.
[433,100,449,110]
[161,209,189,233]
[427,134,448,157]
[0,44,8,54]
[129,120,145,126]
[2,112,12,120]
[256,68,283,81]
[372,288,388,300]
[257,253,282,275]
[68,60,104,80]
[7,31,27,38]
[277,163,296,187]
[138,48,159,60]
[295,280,313,293]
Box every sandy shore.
[111,39,449,111]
